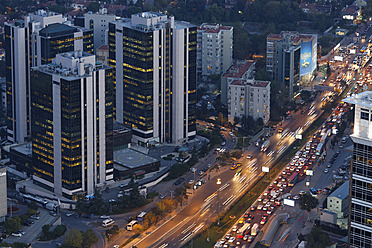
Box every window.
[361,111,369,120]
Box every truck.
[237,223,250,235]
[261,140,270,152]
[251,223,259,236]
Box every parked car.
[30,215,40,220]
[66,212,74,217]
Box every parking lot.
[5,208,59,244]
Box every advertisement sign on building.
[300,41,313,76]
[284,198,295,207]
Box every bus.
[261,140,270,152]
[320,133,328,144]
[288,172,299,187]
[22,194,48,208]
[237,223,250,235]
[102,218,115,227]
[316,143,324,156]
[127,220,138,231]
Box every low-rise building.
[327,181,349,218]
[228,79,270,124]
[96,44,109,66]
[221,60,255,106]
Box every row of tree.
[62,228,98,248]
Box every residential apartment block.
[5,10,93,143]
[31,51,113,199]
[344,92,372,247]
[266,31,317,98]
[197,23,233,77]
[109,12,196,145]
[228,79,270,124]
[327,180,349,218]
[221,60,255,106]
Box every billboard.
[300,36,317,77]
[306,169,314,176]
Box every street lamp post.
[217,178,221,225]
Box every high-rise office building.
[344,92,372,247]
[197,23,233,77]
[81,9,116,52]
[31,51,113,199]
[109,12,196,145]
[5,10,93,143]
[266,31,317,98]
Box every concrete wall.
[0,166,7,221]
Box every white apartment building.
[109,12,197,145]
[228,79,270,124]
[327,180,349,218]
[83,9,116,51]
[197,23,233,76]
[221,60,255,106]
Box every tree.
[299,193,319,222]
[133,224,143,235]
[306,227,330,248]
[301,90,312,103]
[82,229,98,248]
[5,217,21,234]
[42,225,50,237]
[64,228,83,248]
[87,2,100,12]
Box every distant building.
[0,166,6,222]
[113,121,132,150]
[197,23,233,77]
[109,12,196,145]
[327,181,349,218]
[221,60,255,106]
[31,51,113,199]
[228,79,270,124]
[4,10,93,144]
[266,31,317,98]
[343,92,372,247]
[81,10,116,51]
[320,209,338,225]
[9,142,32,176]
[96,44,109,66]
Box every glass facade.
[188,27,197,137]
[350,142,372,247]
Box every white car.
[228,237,235,243]
[324,169,329,173]
[113,246,119,248]
[66,212,74,217]
[257,205,263,210]
[100,215,111,219]
[247,155,253,159]
[232,225,238,232]
[30,215,40,220]
[12,232,22,237]
[189,179,195,184]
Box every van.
[127,220,138,231]
[102,218,115,227]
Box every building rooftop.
[223,60,255,78]
[198,23,233,33]
[114,148,159,170]
[39,23,78,37]
[267,31,315,43]
[328,180,349,200]
[11,142,32,157]
[344,91,372,108]
[97,44,109,51]
[230,79,270,87]
[113,121,131,134]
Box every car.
[257,205,263,210]
[257,197,263,202]
[250,205,256,211]
[174,178,185,185]
[228,237,235,243]
[117,194,123,198]
[113,245,119,248]
[247,236,254,242]
[260,219,267,225]
[239,218,245,224]
[198,170,204,176]
[263,199,269,204]
[18,230,25,235]
[246,155,253,159]
[299,191,306,195]
[30,215,40,220]
[267,210,272,215]
[49,211,57,217]
[293,195,300,200]
[262,206,268,211]
[100,215,110,219]
[109,199,116,203]
[324,169,329,173]
[247,214,254,221]
[12,232,22,237]
[236,240,241,245]
[66,212,74,217]
[336,150,340,154]
[119,183,125,188]
[243,235,249,241]
[188,179,194,184]
[232,225,238,232]
[327,163,332,168]
[23,221,31,226]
